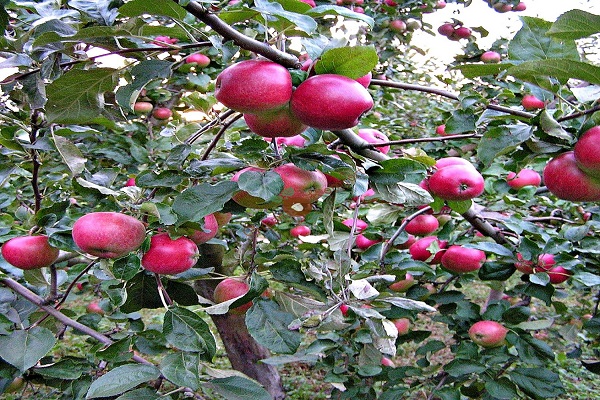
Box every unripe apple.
[409,236,447,264]
[274,163,328,205]
[357,128,390,154]
[468,320,508,348]
[215,60,293,114]
[244,107,307,138]
[152,107,172,120]
[389,273,415,292]
[543,151,600,202]
[1,235,60,270]
[574,126,600,178]
[389,20,407,33]
[437,23,455,37]
[453,26,472,39]
[188,214,219,245]
[290,225,311,237]
[392,318,411,335]
[355,234,381,250]
[506,168,541,189]
[342,218,369,232]
[441,245,486,273]
[404,214,440,236]
[72,212,146,258]
[290,74,373,131]
[521,94,545,110]
[141,233,199,275]
[133,101,153,115]
[406,20,421,31]
[185,53,210,67]
[428,165,485,201]
[480,51,501,63]
[213,277,252,314]
[435,124,447,136]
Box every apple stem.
[155,273,174,309]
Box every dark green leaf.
[135,170,184,188]
[159,352,201,390]
[484,377,518,400]
[121,272,198,313]
[478,125,533,167]
[479,261,516,281]
[270,259,328,302]
[70,0,118,25]
[163,305,216,357]
[507,59,600,86]
[509,367,565,399]
[314,46,378,79]
[444,359,486,377]
[522,282,554,306]
[115,60,173,110]
[34,358,87,379]
[172,182,238,224]
[0,327,56,372]
[582,360,600,375]
[206,376,271,400]
[236,170,284,201]
[52,132,87,176]
[547,10,600,40]
[502,306,531,324]
[466,243,513,257]
[246,298,302,354]
[111,254,141,281]
[307,5,374,28]
[508,17,579,61]
[583,317,600,334]
[86,364,160,399]
[510,335,555,365]
[115,388,160,400]
[445,110,476,134]
[118,0,186,19]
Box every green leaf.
[206,376,272,400]
[163,305,217,357]
[307,5,374,28]
[116,60,173,110]
[380,297,436,312]
[115,388,160,400]
[368,158,427,185]
[446,200,472,214]
[466,242,514,257]
[172,182,238,224]
[477,125,533,167]
[508,17,580,61]
[510,335,555,365]
[371,181,432,207]
[270,259,328,301]
[453,63,512,79]
[445,110,476,134]
[121,272,198,313]
[507,59,600,86]
[69,0,119,25]
[523,282,554,306]
[159,352,201,390]
[509,367,565,399]
[314,46,378,79]
[444,359,486,377]
[539,110,572,141]
[118,0,186,19]
[246,298,302,354]
[34,357,88,379]
[236,170,284,201]
[547,10,600,40]
[0,327,57,372]
[135,170,184,188]
[576,272,600,287]
[253,0,317,34]
[51,132,87,176]
[46,68,118,124]
[582,360,600,375]
[86,364,160,399]
[484,377,518,400]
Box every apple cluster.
[484,0,526,13]
[514,253,571,283]
[543,126,600,202]
[437,23,472,41]
[215,59,374,137]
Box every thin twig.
[379,206,432,267]
[200,112,243,161]
[557,104,600,122]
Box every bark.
[195,244,285,400]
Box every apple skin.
[481,51,501,63]
[215,60,293,114]
[547,266,571,284]
[152,107,172,120]
[261,215,278,227]
[213,277,252,314]
[428,165,485,201]
[355,234,381,250]
[1,235,60,270]
[355,72,372,88]
[437,23,455,37]
[392,318,411,335]
[213,212,232,227]
[125,177,137,187]
[141,233,199,275]
[357,128,390,154]
[381,357,396,367]
[274,163,328,205]
[453,26,472,39]
[409,236,448,264]
[290,225,311,237]
[133,101,153,115]
[513,2,526,11]
[342,218,369,232]
[514,253,535,274]
[506,168,541,189]
[290,74,373,131]
[389,20,407,33]
[389,273,415,292]
[86,301,105,315]
[231,167,280,209]
[521,94,545,110]
[244,106,307,139]
[185,53,210,67]
[435,124,447,136]
[188,214,219,245]
[574,126,600,178]
[434,157,475,170]
[441,245,486,273]
[340,303,350,317]
[543,151,600,202]
[72,212,147,259]
[468,320,508,348]
[404,214,439,236]
[299,0,316,6]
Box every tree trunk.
[195,244,285,400]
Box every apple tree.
[1,0,600,399]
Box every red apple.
[299,0,316,6]
[340,303,350,317]
[133,101,153,115]
[441,245,486,273]
[152,107,172,120]
[125,177,137,187]
[453,26,472,39]
[543,151,600,202]
[537,253,556,271]
[353,6,364,13]
[355,234,381,250]
[389,20,407,33]
[357,128,390,154]
[141,233,199,275]
[153,36,178,47]
[521,94,545,110]
[244,107,307,138]
[404,214,439,236]
[231,167,281,209]
[392,318,411,335]
[86,301,105,315]
[434,157,476,170]
[290,74,373,131]
[389,273,415,292]
[437,23,455,37]
[342,218,369,232]
[468,320,508,348]
[435,1,446,8]
[185,53,210,67]
[435,124,447,136]
[261,215,278,227]
[547,266,571,284]
[506,168,541,189]
[428,165,485,201]
[381,357,396,367]
[513,2,526,11]
[213,277,252,314]
[574,126,600,178]
[290,225,311,237]
[274,163,328,205]
[481,51,501,63]
[409,236,448,264]
[215,60,293,114]
[355,72,372,88]
[384,0,397,6]
[1,235,59,270]
[72,212,146,258]
[353,188,376,202]
[514,253,535,274]
[188,214,219,245]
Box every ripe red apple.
[389,273,415,292]
[244,107,307,138]
[392,318,411,335]
[453,26,472,39]
[153,36,178,47]
[261,215,278,227]
[125,177,137,187]
[340,303,350,317]
[213,277,252,314]
[185,53,210,67]
[384,0,397,6]
[543,151,600,202]
[434,157,476,170]
[72,212,146,258]
[141,233,199,275]
[435,0,446,8]
[357,128,390,154]
[215,59,293,114]
[435,124,447,136]
[355,234,381,250]
[342,218,369,232]
[441,245,486,273]
[86,301,105,315]
[188,214,219,245]
[404,214,439,236]
[381,357,396,367]
[355,72,372,88]
[353,188,376,202]
[548,266,571,284]
[133,101,153,115]
[513,2,526,11]
[537,253,556,271]
[409,236,448,264]
[389,20,407,33]
[468,320,508,348]
[506,168,541,189]
[231,167,280,209]
[1,235,60,270]
[428,165,485,201]
[290,225,311,237]
[514,253,535,274]
[521,94,545,110]
[152,107,172,120]
[574,126,600,178]
[437,23,455,37]
[481,51,501,63]
[290,74,373,131]
[274,163,328,205]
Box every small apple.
[574,126,600,178]
[261,215,278,227]
[404,214,439,236]
[290,74,373,131]
[215,59,293,114]
[353,188,376,202]
[506,168,541,189]
[133,101,153,115]
[547,266,571,284]
[152,107,172,120]
[299,0,316,6]
[409,236,448,264]
[357,128,390,154]
[185,53,210,67]
[213,277,252,314]
[86,301,105,315]
[389,20,407,33]
[1,235,60,270]
[72,212,146,259]
[340,303,350,317]
[392,318,411,335]
[389,273,415,292]
[355,234,381,250]
[188,214,219,245]
[453,26,472,39]
[437,23,455,37]
[141,233,199,275]
[384,0,397,5]
[521,94,545,110]
[468,320,508,348]
[513,2,526,11]
[290,225,311,237]
[125,177,137,187]
[342,218,369,232]
[428,165,485,201]
[435,0,446,8]
[153,36,178,47]
[275,163,328,205]
[543,151,600,202]
[480,51,501,63]
[537,253,556,271]
[441,245,486,273]
[381,357,396,368]
[435,124,447,136]
[514,253,535,274]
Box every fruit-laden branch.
[175,0,301,69]
[370,79,536,119]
